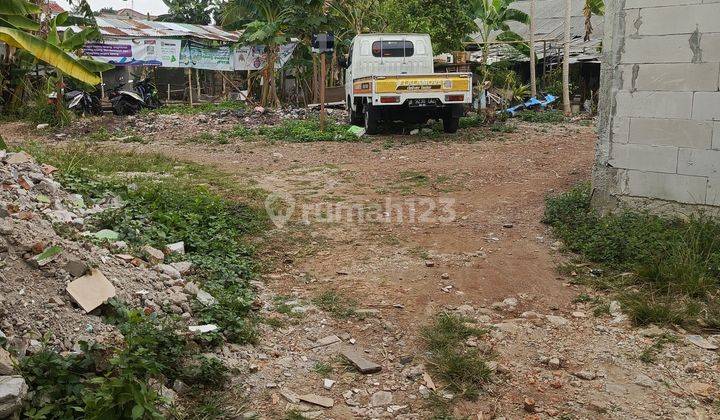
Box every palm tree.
[0,0,101,85]
[583,0,605,41]
[222,0,295,107]
[469,0,530,79]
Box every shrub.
[516,110,566,123]
[258,119,356,142]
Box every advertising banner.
[179,41,233,71]
[233,43,297,71]
[84,38,181,67]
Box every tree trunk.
[563,0,572,115]
[529,0,537,98]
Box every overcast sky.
[56,0,169,15]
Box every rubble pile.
[0,150,229,414]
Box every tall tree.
[529,0,536,97]
[381,0,476,54]
[469,0,529,79]
[563,0,571,115]
[160,0,213,25]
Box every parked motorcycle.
[48,89,103,116]
[108,76,162,116]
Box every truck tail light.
[380,96,400,104]
[446,94,464,102]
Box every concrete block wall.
[593,0,720,214]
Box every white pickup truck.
[341,33,472,134]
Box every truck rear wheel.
[443,116,459,134]
[364,105,380,135]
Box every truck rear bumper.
[369,102,465,123]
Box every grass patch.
[148,101,245,116]
[312,361,333,375]
[490,122,516,133]
[516,110,566,123]
[421,313,490,400]
[544,183,720,331]
[313,290,357,319]
[258,119,356,142]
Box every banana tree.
[0,1,101,85]
[584,0,605,41]
[469,0,529,80]
[223,0,295,107]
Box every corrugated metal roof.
[86,17,242,43]
[471,0,604,63]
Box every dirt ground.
[4,114,718,419]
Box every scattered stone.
[503,223,514,228]
[4,151,33,165]
[523,396,536,413]
[686,335,718,351]
[66,269,116,313]
[280,388,300,403]
[422,372,436,390]
[141,245,165,264]
[573,370,597,380]
[156,263,181,279]
[0,349,15,375]
[441,272,450,279]
[548,357,562,370]
[572,311,587,318]
[188,324,218,333]
[370,390,393,407]
[0,376,28,418]
[164,241,185,255]
[502,297,518,307]
[633,373,655,388]
[424,260,435,267]
[340,347,382,374]
[608,300,622,316]
[687,382,715,400]
[546,315,569,326]
[310,335,341,349]
[64,259,88,277]
[323,378,335,390]
[298,393,333,408]
[36,123,49,130]
[171,261,193,275]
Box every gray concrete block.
[616,91,693,119]
[622,170,708,204]
[625,0,701,8]
[623,35,695,63]
[692,92,720,121]
[706,178,720,206]
[638,4,720,35]
[622,63,720,92]
[629,118,713,148]
[610,143,679,173]
[612,117,630,144]
[713,122,720,149]
[678,148,720,177]
[703,34,720,62]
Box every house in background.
[97,8,159,21]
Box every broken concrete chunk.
[66,269,116,313]
[4,152,33,165]
[188,324,218,333]
[164,241,185,255]
[310,335,341,349]
[196,289,217,306]
[156,263,181,279]
[171,261,193,275]
[341,347,382,374]
[298,393,333,408]
[0,349,15,375]
[141,245,165,264]
[279,388,300,403]
[0,376,28,418]
[29,245,63,268]
[323,378,335,390]
[64,259,88,277]
[686,335,718,351]
[370,390,393,407]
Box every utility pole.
[529,0,537,98]
[320,52,326,131]
[563,0,572,115]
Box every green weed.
[312,361,333,375]
[516,110,566,123]
[313,290,357,319]
[421,313,490,400]
[258,119,357,142]
[545,183,720,330]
